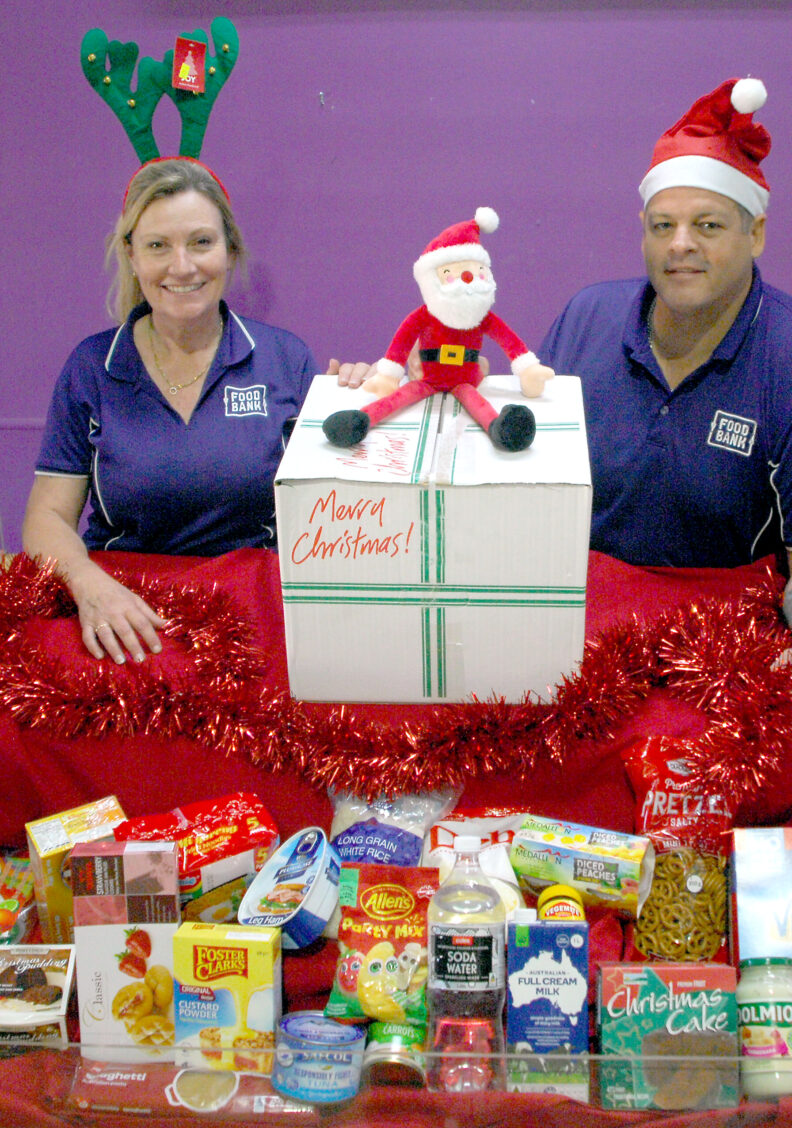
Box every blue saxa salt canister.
[272,1011,367,1104]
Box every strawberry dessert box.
[70,840,180,1063]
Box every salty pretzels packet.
[622,736,735,962]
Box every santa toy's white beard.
[419,273,497,330]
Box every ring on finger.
[94,621,111,632]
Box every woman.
[23,158,317,666]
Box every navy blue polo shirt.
[36,303,316,555]
[539,269,792,567]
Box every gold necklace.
[148,316,222,396]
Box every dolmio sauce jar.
[737,959,792,1099]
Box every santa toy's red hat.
[639,77,771,217]
[413,206,499,281]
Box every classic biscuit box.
[173,922,281,1074]
[730,827,792,964]
[71,840,180,1063]
[0,943,76,1046]
[25,795,126,942]
[597,962,738,1110]
[506,912,589,1099]
[275,373,591,703]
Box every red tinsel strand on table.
[3,556,792,804]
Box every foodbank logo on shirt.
[707,410,757,457]
[224,385,268,417]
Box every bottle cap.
[536,883,586,921]
[453,835,481,853]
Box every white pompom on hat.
[413,207,500,280]
[639,77,771,216]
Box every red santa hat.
[413,206,499,281]
[639,78,770,216]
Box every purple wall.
[3,1,791,551]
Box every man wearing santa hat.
[538,77,792,608]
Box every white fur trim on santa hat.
[639,154,769,216]
[475,206,499,233]
[413,241,491,282]
[510,351,540,375]
[731,77,767,115]
[375,357,404,379]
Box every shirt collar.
[104,300,255,380]
[624,265,764,369]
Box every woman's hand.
[326,358,377,388]
[69,559,165,664]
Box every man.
[329,78,792,615]
[539,77,792,594]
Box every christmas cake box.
[596,962,738,1110]
[274,373,591,703]
[730,826,792,964]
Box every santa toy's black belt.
[419,345,479,366]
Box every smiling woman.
[22,157,318,666]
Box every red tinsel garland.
[1,555,791,801]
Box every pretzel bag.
[622,736,735,962]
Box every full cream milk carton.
[274,373,591,703]
[505,910,589,1098]
[173,922,281,1075]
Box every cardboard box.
[25,795,126,943]
[0,943,75,1046]
[274,374,591,703]
[597,962,738,1110]
[506,912,589,1098]
[173,922,281,1075]
[71,840,180,1063]
[730,827,792,964]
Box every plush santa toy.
[322,207,554,452]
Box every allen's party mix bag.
[325,863,439,1026]
[622,736,735,962]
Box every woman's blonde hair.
[105,158,247,322]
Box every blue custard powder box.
[730,827,792,964]
[506,911,589,1097]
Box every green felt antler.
[80,17,239,163]
[155,18,240,159]
[80,29,164,163]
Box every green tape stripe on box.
[419,605,446,698]
[281,584,585,606]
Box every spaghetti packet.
[325,864,440,1026]
[622,736,735,962]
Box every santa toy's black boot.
[488,404,536,452]
[322,409,371,447]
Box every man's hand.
[326,359,377,389]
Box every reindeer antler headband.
[80,16,239,205]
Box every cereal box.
[597,962,738,1110]
[509,814,654,916]
[173,922,281,1074]
[25,795,126,942]
[730,827,792,964]
[71,840,180,1063]
[0,943,75,1046]
[505,911,589,1098]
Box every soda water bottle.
[426,835,506,1092]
